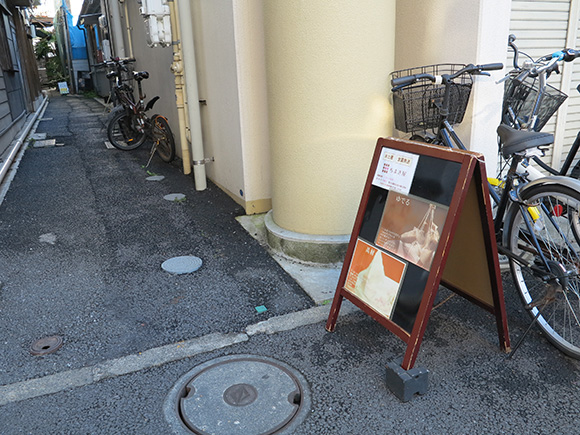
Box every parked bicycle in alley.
[391,61,580,359]
[501,34,580,180]
[99,58,176,166]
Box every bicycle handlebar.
[391,63,503,90]
[94,57,136,69]
[508,34,580,75]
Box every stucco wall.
[123,1,180,156]
[263,0,396,235]
[189,0,271,213]
[395,0,510,169]
[191,0,245,205]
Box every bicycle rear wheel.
[505,184,580,358]
[107,111,146,150]
[151,115,175,162]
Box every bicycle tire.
[151,115,175,162]
[107,111,146,151]
[505,183,580,359]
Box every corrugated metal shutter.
[509,1,571,169]
[509,1,580,173]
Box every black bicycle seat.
[497,124,554,158]
[133,71,149,81]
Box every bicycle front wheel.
[151,115,175,162]
[505,184,580,358]
[107,111,146,151]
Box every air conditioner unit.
[139,0,171,48]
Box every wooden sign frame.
[326,137,510,370]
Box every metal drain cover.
[30,335,63,356]
[164,354,310,434]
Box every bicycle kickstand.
[146,142,158,168]
[505,309,542,359]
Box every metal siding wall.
[509,0,572,168]
[562,8,580,168]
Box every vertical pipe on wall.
[168,0,191,175]
[108,0,126,58]
[175,0,207,191]
[119,0,134,58]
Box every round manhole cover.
[161,256,203,274]
[30,335,63,356]
[164,355,310,434]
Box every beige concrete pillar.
[263,1,396,254]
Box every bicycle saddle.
[133,71,149,81]
[497,124,554,159]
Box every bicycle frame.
[429,110,580,279]
[504,35,580,178]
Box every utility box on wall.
[139,0,172,47]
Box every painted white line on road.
[0,304,358,405]
[0,332,247,406]
[246,302,357,335]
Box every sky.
[34,0,83,20]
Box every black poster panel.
[358,186,388,243]
[409,156,461,206]
[390,264,430,333]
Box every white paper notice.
[371,148,419,195]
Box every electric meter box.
[139,0,172,47]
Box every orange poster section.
[345,239,406,319]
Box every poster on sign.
[375,193,448,271]
[371,148,418,195]
[344,239,406,319]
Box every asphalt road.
[0,94,579,434]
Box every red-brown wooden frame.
[325,137,510,370]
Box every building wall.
[395,0,511,170]
[0,2,41,159]
[191,0,246,205]
[121,0,180,156]
[190,0,271,213]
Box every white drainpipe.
[108,0,126,57]
[119,0,134,58]
[175,0,207,191]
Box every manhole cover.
[30,335,63,356]
[164,355,310,434]
[164,193,186,202]
[161,256,202,274]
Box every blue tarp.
[58,0,87,60]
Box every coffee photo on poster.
[345,239,407,319]
[375,193,448,271]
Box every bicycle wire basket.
[502,74,567,132]
[391,64,473,133]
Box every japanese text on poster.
[371,148,418,195]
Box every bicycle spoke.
[508,186,580,358]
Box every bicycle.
[502,34,580,179]
[391,63,580,359]
[94,57,136,110]
[106,68,175,165]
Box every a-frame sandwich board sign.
[325,137,510,370]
